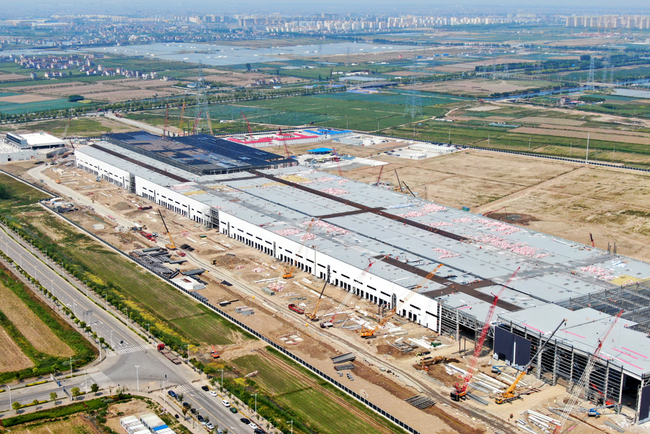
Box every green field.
[17,118,109,136]
[229,353,405,434]
[0,98,82,115]
[0,173,242,350]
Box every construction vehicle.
[587,403,620,418]
[306,281,328,321]
[495,318,566,404]
[157,209,176,250]
[288,304,304,314]
[450,267,521,402]
[553,309,624,434]
[55,179,61,184]
[364,264,444,337]
[210,344,220,359]
[283,265,295,279]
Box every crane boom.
[163,103,169,137]
[157,209,176,250]
[306,281,328,321]
[553,310,624,433]
[495,318,566,404]
[376,166,384,186]
[451,267,520,401]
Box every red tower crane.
[553,309,624,433]
[450,267,521,401]
[376,165,384,186]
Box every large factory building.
[76,132,650,422]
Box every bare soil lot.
[0,281,74,357]
[0,327,33,372]
[511,126,650,145]
[0,94,56,103]
[433,57,530,73]
[415,78,555,95]
[7,414,98,434]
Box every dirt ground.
[0,280,74,357]
[511,126,650,145]
[10,78,186,103]
[0,94,56,103]
[6,414,100,434]
[0,327,33,372]
[415,78,554,96]
[203,69,305,86]
[433,57,531,73]
[104,399,151,433]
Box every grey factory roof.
[80,145,650,372]
[498,304,650,377]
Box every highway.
[0,225,255,434]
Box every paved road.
[104,113,164,135]
[0,226,254,434]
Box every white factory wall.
[74,149,441,332]
[0,149,37,163]
[135,177,212,226]
[218,211,439,332]
[76,152,131,189]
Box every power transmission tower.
[588,56,595,90]
[404,65,423,119]
[193,62,212,135]
[602,55,609,83]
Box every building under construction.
[75,133,650,422]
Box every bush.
[68,95,85,102]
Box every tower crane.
[157,209,176,250]
[375,165,384,186]
[306,280,328,321]
[240,111,254,141]
[192,111,203,135]
[283,218,318,279]
[495,318,566,404]
[450,267,521,401]
[552,310,624,434]
[178,101,186,135]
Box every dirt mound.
[488,212,539,226]
[376,344,412,358]
[113,201,133,211]
[426,364,460,387]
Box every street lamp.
[253,393,257,414]
[84,369,88,393]
[110,330,114,348]
[135,365,140,392]
[218,369,224,388]
[289,420,293,434]
[70,356,73,377]
[83,280,88,297]
[185,344,190,363]
[145,323,150,336]
[8,385,11,410]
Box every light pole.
[72,300,77,318]
[135,365,140,392]
[289,420,293,434]
[8,385,11,410]
[103,293,108,310]
[110,330,114,348]
[253,393,257,414]
[145,323,150,336]
[84,369,88,393]
[185,344,190,363]
[70,356,73,377]
[218,369,224,388]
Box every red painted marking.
[615,357,643,370]
[612,347,638,360]
[622,347,648,359]
[521,323,545,333]
[561,330,586,339]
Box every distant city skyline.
[1,1,650,19]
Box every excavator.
[494,318,566,404]
[306,281,328,321]
[157,209,177,250]
[210,344,220,359]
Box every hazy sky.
[2,0,649,18]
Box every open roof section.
[103,132,294,175]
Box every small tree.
[12,401,21,411]
[32,399,39,406]
[177,393,184,402]
[85,326,91,333]
[79,321,86,328]
[91,383,99,394]
[50,392,58,402]
[99,337,105,345]
[71,387,80,398]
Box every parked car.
[190,408,197,415]
[201,385,210,391]
[221,399,230,407]
[167,390,177,398]
[197,414,204,422]
[182,402,190,408]
[229,407,238,414]
[240,417,250,424]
